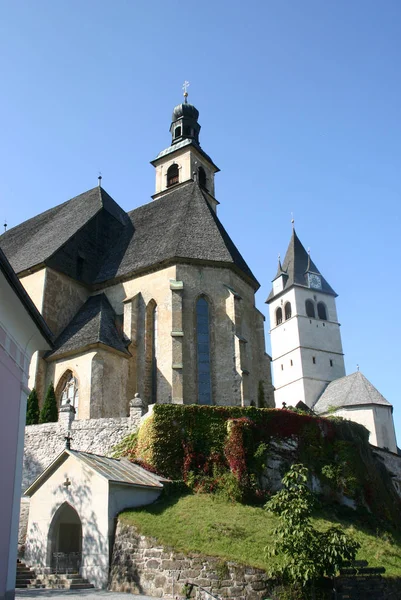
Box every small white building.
[24,449,166,588]
[0,247,52,600]
[314,371,398,454]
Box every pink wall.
[0,346,25,600]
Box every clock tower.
[266,229,346,408]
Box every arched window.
[317,302,327,320]
[196,297,212,405]
[276,307,283,325]
[198,166,207,188]
[167,164,179,187]
[174,126,181,139]
[284,302,292,320]
[305,300,315,318]
[145,300,158,404]
[59,371,79,411]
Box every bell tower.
[150,83,220,211]
[266,229,346,408]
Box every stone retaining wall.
[109,521,271,600]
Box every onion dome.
[172,102,199,122]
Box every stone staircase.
[335,560,401,599]
[15,560,44,589]
[15,560,94,590]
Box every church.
[0,92,274,416]
[0,92,397,454]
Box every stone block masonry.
[109,521,271,600]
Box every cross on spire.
[182,80,190,103]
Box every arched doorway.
[48,503,82,573]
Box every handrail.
[184,581,221,600]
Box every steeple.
[151,88,220,206]
[267,228,346,409]
[267,229,336,303]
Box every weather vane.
[182,80,190,103]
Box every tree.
[39,382,58,423]
[265,464,360,596]
[26,388,40,425]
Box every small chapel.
[0,91,274,415]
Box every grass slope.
[121,493,401,577]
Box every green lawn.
[120,493,401,577]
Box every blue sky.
[1,1,401,436]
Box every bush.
[26,388,40,425]
[39,382,58,423]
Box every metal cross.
[182,80,190,96]
[63,477,71,489]
[65,432,73,450]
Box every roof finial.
[291,212,295,230]
[98,172,102,187]
[3,219,7,233]
[357,363,360,372]
[182,80,190,104]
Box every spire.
[274,254,286,279]
[170,85,201,146]
[266,228,337,302]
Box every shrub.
[39,382,58,423]
[26,388,40,425]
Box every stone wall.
[109,521,271,600]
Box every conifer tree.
[26,388,40,425]
[39,382,58,423]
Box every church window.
[317,302,327,320]
[312,356,316,364]
[330,359,333,367]
[60,373,79,411]
[175,126,181,138]
[305,300,315,318]
[198,166,207,188]
[284,302,292,320]
[145,300,158,404]
[196,297,212,405]
[167,164,179,187]
[276,307,283,325]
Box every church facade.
[0,98,274,418]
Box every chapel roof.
[24,449,167,496]
[0,180,258,289]
[46,293,130,360]
[313,371,392,414]
[266,229,336,302]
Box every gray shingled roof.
[314,371,392,414]
[46,293,130,359]
[25,449,166,496]
[267,229,336,302]
[0,181,257,289]
[95,181,259,287]
[0,186,128,275]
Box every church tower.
[151,86,220,212]
[266,229,346,408]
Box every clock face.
[308,273,322,289]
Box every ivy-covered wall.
[115,405,401,527]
